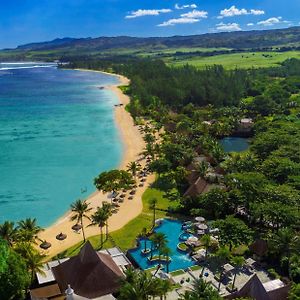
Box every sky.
[0,0,299,49]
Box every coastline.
[37,69,154,257]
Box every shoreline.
[37,69,154,257]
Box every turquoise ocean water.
[0,63,122,226]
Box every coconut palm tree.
[70,199,92,242]
[118,268,158,300]
[215,246,231,291]
[17,218,43,244]
[141,227,148,253]
[101,202,113,240]
[155,233,168,260]
[89,207,109,248]
[231,256,245,290]
[148,198,158,229]
[198,161,209,178]
[179,278,222,300]
[161,246,172,273]
[0,221,16,246]
[127,161,141,179]
[15,242,46,283]
[269,228,300,272]
[200,234,212,276]
[156,277,172,300]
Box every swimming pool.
[128,219,196,272]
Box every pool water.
[219,137,249,153]
[128,219,195,272]
[179,232,191,241]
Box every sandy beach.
[37,71,154,257]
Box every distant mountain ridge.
[11,26,300,52]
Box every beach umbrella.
[71,223,82,231]
[130,189,136,195]
[56,232,67,241]
[195,216,205,223]
[197,224,208,230]
[40,240,51,250]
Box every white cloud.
[175,3,197,10]
[257,17,282,26]
[216,22,242,31]
[247,23,254,26]
[181,10,208,19]
[218,5,265,19]
[125,9,172,19]
[250,9,265,16]
[158,17,200,27]
[158,9,208,27]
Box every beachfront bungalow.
[224,274,290,300]
[30,242,131,300]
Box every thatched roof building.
[225,274,290,300]
[52,242,123,299]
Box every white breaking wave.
[0,65,56,71]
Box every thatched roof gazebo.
[56,233,67,241]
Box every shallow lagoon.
[0,64,122,226]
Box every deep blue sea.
[0,63,122,226]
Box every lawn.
[54,184,180,259]
[169,51,300,70]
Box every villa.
[30,242,131,300]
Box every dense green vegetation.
[110,57,300,292]
[0,219,45,299]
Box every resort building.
[30,242,131,300]
[225,274,290,300]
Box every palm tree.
[154,233,168,260]
[70,199,92,242]
[269,228,299,258]
[231,256,245,290]
[17,218,43,244]
[200,234,211,276]
[149,235,156,260]
[141,227,148,253]
[118,268,158,300]
[269,228,300,273]
[89,207,109,248]
[148,198,158,228]
[156,277,172,300]
[198,161,209,178]
[215,246,231,291]
[101,202,113,240]
[179,278,222,300]
[0,221,16,246]
[161,246,172,273]
[127,161,141,179]
[15,242,46,283]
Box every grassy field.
[169,51,300,70]
[54,183,180,259]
